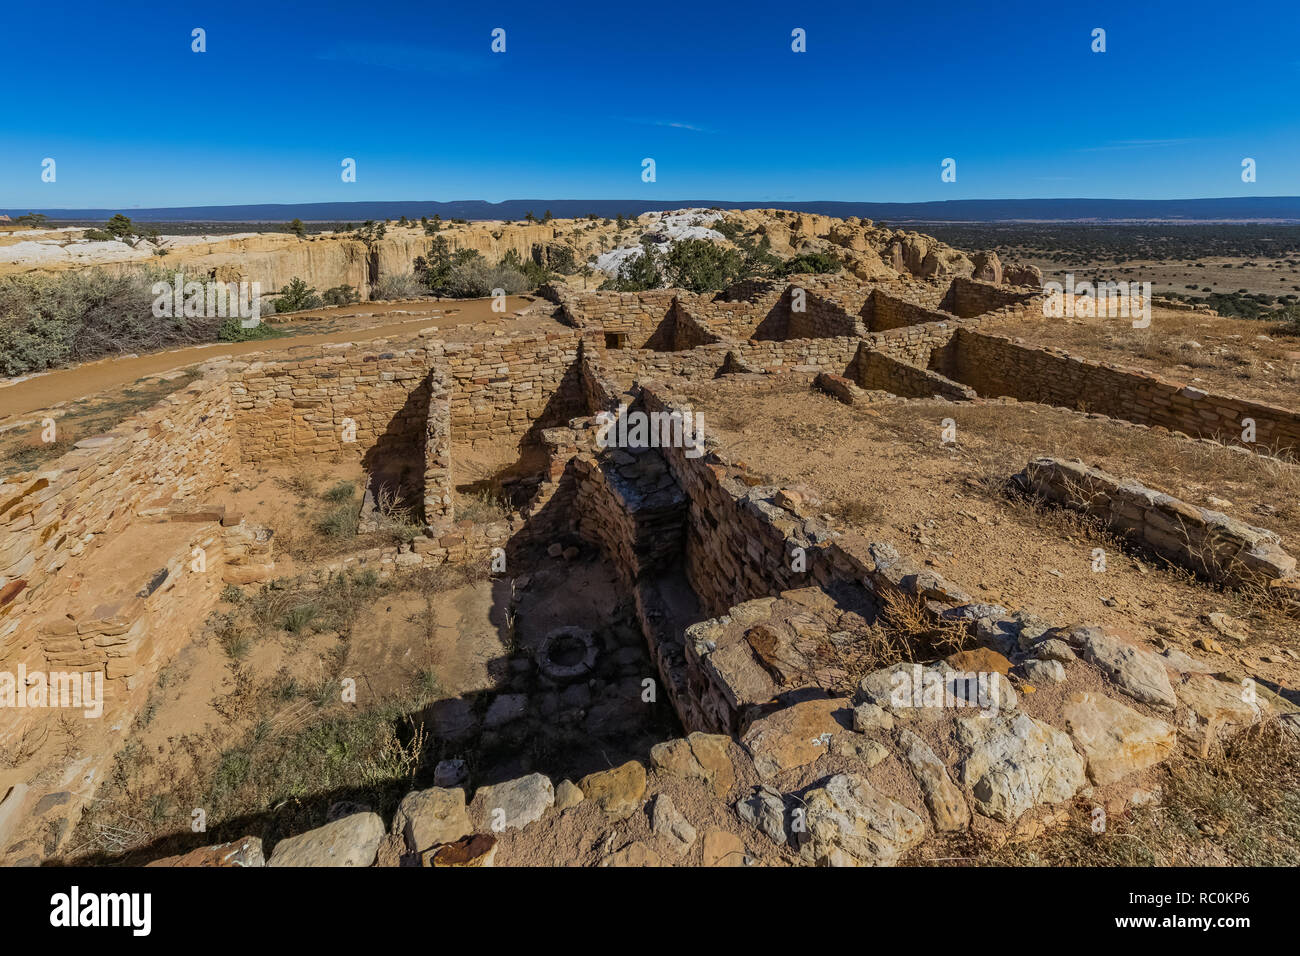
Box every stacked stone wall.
[949,330,1300,454]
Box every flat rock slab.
[735,785,788,845]
[898,729,970,832]
[800,772,927,866]
[742,697,852,779]
[1062,692,1177,787]
[650,793,698,855]
[1175,675,1263,740]
[146,836,264,867]
[430,834,498,867]
[956,712,1086,824]
[579,761,647,818]
[470,773,554,832]
[268,812,384,867]
[1081,630,1177,709]
[701,829,747,867]
[600,841,665,867]
[483,693,528,728]
[650,732,736,798]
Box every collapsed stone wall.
[1014,457,1299,590]
[634,385,988,734]
[947,330,1300,454]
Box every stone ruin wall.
[230,329,588,471]
[850,347,975,401]
[947,329,1300,454]
[0,368,255,766]
[0,372,237,674]
[1015,457,1300,591]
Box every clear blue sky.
[4,0,1298,208]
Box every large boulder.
[1003,263,1043,288]
[799,773,927,866]
[147,836,264,867]
[1175,675,1265,741]
[649,732,736,798]
[956,713,1087,823]
[970,251,1003,284]
[650,794,698,855]
[469,774,554,832]
[579,761,647,818]
[392,787,472,853]
[1080,629,1177,709]
[898,729,970,832]
[741,697,852,779]
[268,812,384,867]
[1062,692,1177,786]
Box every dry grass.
[0,371,201,478]
[961,720,1300,867]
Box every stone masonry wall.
[423,367,453,527]
[941,277,1042,318]
[867,292,954,333]
[231,342,430,464]
[949,330,1300,454]
[1,367,238,679]
[1014,457,1299,589]
[438,331,584,445]
[852,347,976,401]
[231,329,587,462]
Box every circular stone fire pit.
[537,626,598,681]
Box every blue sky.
[4,0,1298,208]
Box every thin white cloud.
[1077,139,1198,152]
[617,117,716,133]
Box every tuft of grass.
[316,503,359,539]
[456,488,508,524]
[829,498,885,526]
[281,603,321,635]
[323,480,356,503]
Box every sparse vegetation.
[0,268,229,375]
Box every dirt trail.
[0,296,534,421]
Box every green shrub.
[217,315,282,343]
[780,250,842,275]
[105,214,134,239]
[321,284,360,306]
[273,277,322,313]
[0,267,222,375]
[415,243,528,297]
[323,481,356,503]
[370,273,425,300]
[316,503,359,539]
[664,239,746,293]
[601,239,664,292]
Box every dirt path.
[0,296,534,421]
